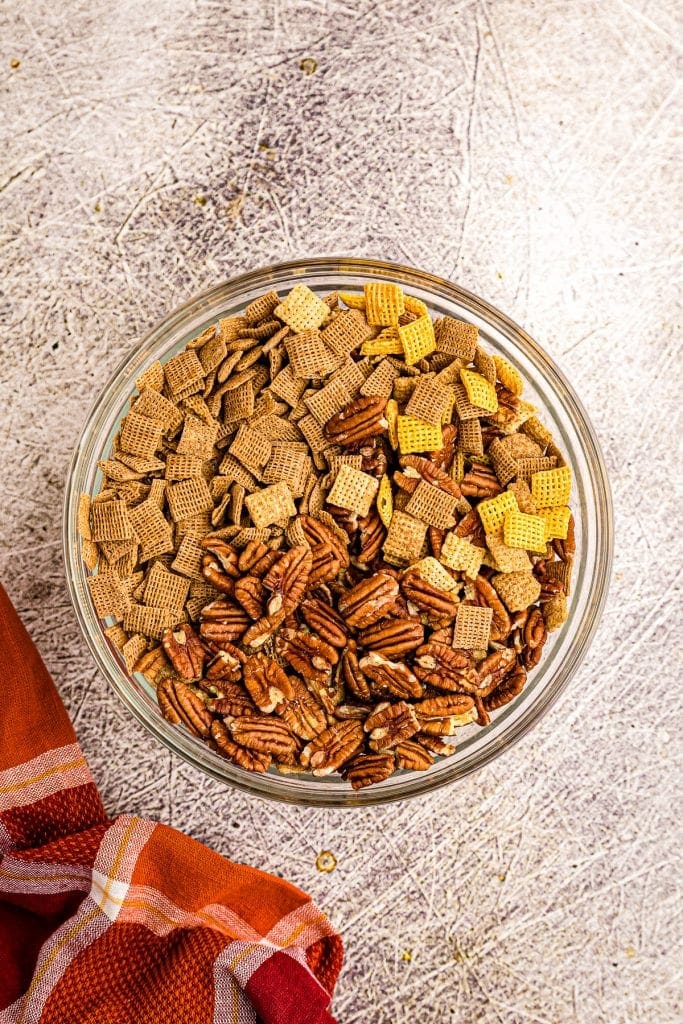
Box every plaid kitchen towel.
[0,584,342,1023]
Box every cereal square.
[327,464,379,517]
[503,510,547,552]
[460,369,498,413]
[439,532,484,579]
[397,416,443,454]
[383,511,427,565]
[454,604,492,649]
[531,466,572,508]
[275,284,330,333]
[399,315,436,366]
[405,480,457,528]
[166,477,214,522]
[434,317,478,360]
[244,481,297,528]
[364,281,405,326]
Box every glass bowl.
[64,258,612,806]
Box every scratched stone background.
[1,1,681,1021]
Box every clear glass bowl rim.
[63,256,613,807]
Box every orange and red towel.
[0,584,342,1023]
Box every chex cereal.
[81,276,577,788]
[440,532,484,579]
[327,464,379,517]
[454,604,493,649]
[405,481,457,529]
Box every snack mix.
[80,281,575,789]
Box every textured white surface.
[1,1,681,1020]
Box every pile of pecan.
[83,282,575,790]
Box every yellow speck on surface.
[497,271,503,279]
[194,194,207,206]
[300,57,317,75]
[505,175,515,185]
[498,873,506,882]
[401,949,412,962]
[10,58,20,69]
[625,946,636,958]
[316,850,336,873]
[93,203,101,213]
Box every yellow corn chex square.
[477,491,518,535]
[399,315,436,366]
[403,295,429,317]
[439,532,484,579]
[493,355,524,396]
[377,473,393,528]
[451,450,465,483]
[538,505,571,540]
[385,399,399,449]
[531,465,572,507]
[410,557,459,592]
[364,282,405,325]
[361,327,404,356]
[503,510,547,552]
[339,291,366,309]
[397,415,443,455]
[460,368,498,413]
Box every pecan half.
[238,539,280,577]
[300,720,365,776]
[134,645,172,686]
[200,538,240,593]
[228,715,300,759]
[413,642,479,694]
[473,575,511,642]
[308,542,342,587]
[161,624,206,680]
[399,455,461,498]
[300,515,350,568]
[340,641,371,702]
[199,601,251,644]
[358,617,424,658]
[210,719,271,773]
[484,660,527,711]
[233,575,266,619]
[552,513,575,562]
[205,643,246,684]
[364,700,420,751]
[414,693,476,720]
[460,463,502,498]
[243,653,294,713]
[401,572,460,621]
[455,508,487,548]
[324,395,388,446]
[417,733,456,757]
[425,423,457,471]
[300,597,348,647]
[428,526,447,560]
[276,674,327,741]
[342,751,395,789]
[476,647,518,697]
[395,740,433,771]
[522,608,547,669]
[242,609,286,649]
[334,703,372,721]
[419,716,464,736]
[338,571,399,629]
[359,651,423,700]
[209,686,258,718]
[276,628,338,686]
[263,545,312,614]
[355,509,386,566]
[157,678,212,737]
